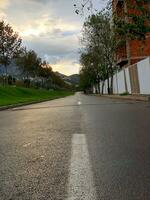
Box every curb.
[100,95,150,102]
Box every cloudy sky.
[0,0,106,75]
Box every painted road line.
[77,101,82,105]
[67,134,97,200]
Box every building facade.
[113,0,150,68]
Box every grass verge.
[0,86,74,107]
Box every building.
[96,1,150,95]
[112,0,150,68]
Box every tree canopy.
[0,20,22,76]
[79,11,116,94]
[0,20,72,90]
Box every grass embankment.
[0,86,74,107]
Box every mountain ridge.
[55,72,80,85]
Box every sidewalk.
[97,94,150,102]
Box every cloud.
[24,35,78,56]
[51,58,81,75]
[18,15,79,38]
[1,0,96,75]
[0,0,9,9]
[28,0,50,4]
[0,11,6,19]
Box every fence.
[102,57,150,95]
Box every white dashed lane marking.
[77,101,82,105]
[67,134,97,200]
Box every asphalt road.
[0,93,150,200]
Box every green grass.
[0,86,74,107]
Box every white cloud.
[0,11,6,19]
[0,0,9,9]
[0,0,105,75]
[52,58,81,76]
[18,15,80,38]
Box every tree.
[38,61,53,89]
[74,0,111,15]
[80,11,117,94]
[113,0,150,41]
[17,48,41,79]
[75,0,150,43]
[113,0,150,66]
[80,51,98,93]
[0,20,22,83]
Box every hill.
[55,72,80,85]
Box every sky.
[0,0,106,75]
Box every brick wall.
[113,0,150,66]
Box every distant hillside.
[0,65,80,86]
[69,74,80,85]
[55,72,80,85]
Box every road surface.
[0,93,150,200]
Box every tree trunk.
[98,81,101,94]
[95,84,99,94]
[107,78,110,94]
[101,81,105,95]
[110,75,113,94]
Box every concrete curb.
[96,94,150,102]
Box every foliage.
[113,0,150,42]
[76,0,150,94]
[74,0,150,41]
[16,48,42,78]
[74,0,111,15]
[120,91,130,96]
[0,20,73,91]
[79,52,97,91]
[79,11,117,94]
[0,20,22,77]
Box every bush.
[15,80,25,87]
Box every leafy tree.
[0,20,22,83]
[80,11,116,94]
[113,0,150,65]
[38,61,53,89]
[79,51,98,92]
[74,0,110,15]
[17,48,41,79]
[113,0,150,41]
[75,0,150,65]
